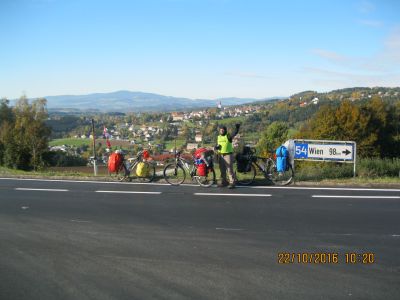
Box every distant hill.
[15,91,281,112]
[289,87,400,103]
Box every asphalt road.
[0,178,399,300]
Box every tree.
[7,96,51,170]
[257,122,289,155]
[299,99,399,158]
[0,99,15,165]
[0,98,14,125]
[300,105,339,139]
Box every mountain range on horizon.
[10,87,400,113]
[13,90,283,113]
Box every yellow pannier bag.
[136,162,149,177]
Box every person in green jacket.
[215,123,240,188]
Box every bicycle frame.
[253,158,272,177]
[174,155,197,178]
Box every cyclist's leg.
[224,153,236,186]
[122,161,130,176]
[218,154,228,186]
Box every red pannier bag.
[194,148,208,176]
[108,152,123,173]
[197,163,207,176]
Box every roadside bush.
[293,158,400,181]
[357,158,400,177]
[294,161,353,181]
[43,151,87,167]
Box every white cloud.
[357,19,383,27]
[306,27,400,90]
[311,26,400,72]
[311,49,350,64]
[306,67,400,89]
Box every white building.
[195,134,203,143]
[186,143,198,151]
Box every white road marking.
[0,177,172,186]
[0,177,203,187]
[21,206,29,210]
[392,234,400,237]
[252,186,400,192]
[216,227,244,231]
[312,195,400,199]
[194,193,272,197]
[15,188,69,192]
[70,219,92,223]
[95,190,162,194]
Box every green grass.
[49,138,91,147]
[0,166,89,177]
[164,139,186,150]
[50,138,132,148]
[293,158,400,181]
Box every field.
[49,138,91,147]
[164,139,186,151]
[50,138,132,148]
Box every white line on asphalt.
[70,220,92,223]
[312,195,400,199]
[194,193,272,197]
[15,188,69,192]
[95,190,162,194]
[252,186,400,192]
[392,234,400,237]
[0,177,200,187]
[216,227,244,231]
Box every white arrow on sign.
[307,144,353,160]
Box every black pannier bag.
[236,153,251,173]
[242,145,252,155]
[203,150,214,168]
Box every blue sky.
[1,0,399,99]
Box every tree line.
[0,97,51,170]
[255,96,400,158]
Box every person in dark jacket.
[215,123,240,188]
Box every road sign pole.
[353,142,357,177]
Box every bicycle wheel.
[130,161,156,182]
[195,168,216,187]
[163,163,186,186]
[235,163,256,185]
[267,160,294,186]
